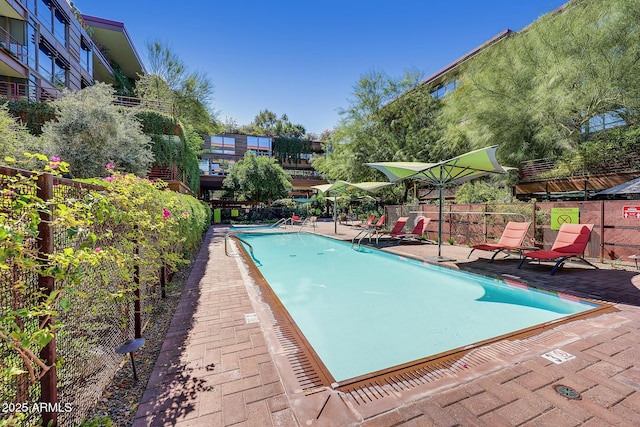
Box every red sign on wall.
[623,206,640,219]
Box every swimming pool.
[235,232,607,386]
[229,224,279,230]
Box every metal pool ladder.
[225,233,261,265]
[351,228,374,250]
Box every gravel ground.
[83,264,191,426]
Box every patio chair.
[392,216,432,244]
[517,223,597,275]
[468,221,531,262]
[354,214,376,229]
[373,216,409,244]
[351,215,387,245]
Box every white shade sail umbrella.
[366,145,510,260]
[311,180,394,233]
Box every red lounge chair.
[355,214,376,229]
[352,215,387,245]
[518,223,597,275]
[392,217,431,244]
[468,221,531,262]
[374,216,409,243]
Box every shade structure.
[366,145,509,260]
[595,176,640,198]
[311,180,393,233]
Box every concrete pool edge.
[229,233,623,424]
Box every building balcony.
[0,25,27,65]
[0,80,176,116]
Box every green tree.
[0,105,40,160]
[437,0,640,166]
[40,83,154,178]
[222,151,292,203]
[135,73,175,109]
[142,40,219,136]
[145,40,187,91]
[312,69,431,184]
[455,180,514,204]
[250,109,306,137]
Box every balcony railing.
[0,26,27,65]
[0,81,177,117]
[519,151,640,181]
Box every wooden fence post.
[37,173,57,427]
[600,200,605,263]
[160,264,167,299]
[134,226,142,339]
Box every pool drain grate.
[554,384,581,399]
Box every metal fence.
[1,166,165,426]
[386,200,640,264]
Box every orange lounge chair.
[373,216,409,243]
[468,221,531,262]
[392,216,431,244]
[517,223,597,275]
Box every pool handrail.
[272,217,290,228]
[225,233,261,265]
[296,216,318,232]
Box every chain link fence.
[1,166,170,426]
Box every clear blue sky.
[80,1,568,136]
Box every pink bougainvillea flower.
[94,247,102,253]
[50,156,61,162]
[103,176,114,183]
[48,162,59,169]
[105,163,115,170]
[182,211,189,216]
[162,208,171,221]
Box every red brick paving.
[134,222,640,426]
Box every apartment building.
[0,0,144,102]
[199,133,327,200]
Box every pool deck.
[133,221,640,426]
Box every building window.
[582,110,626,135]
[247,136,272,156]
[53,9,67,48]
[211,136,236,155]
[27,21,37,67]
[37,0,52,34]
[53,58,67,88]
[26,0,36,14]
[29,73,38,101]
[198,159,210,175]
[432,80,457,99]
[80,37,92,74]
[38,44,53,81]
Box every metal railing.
[225,233,261,266]
[0,81,177,117]
[0,26,27,64]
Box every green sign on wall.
[550,208,579,230]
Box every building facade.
[198,133,327,200]
[0,0,144,103]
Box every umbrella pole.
[334,194,337,234]
[438,185,443,258]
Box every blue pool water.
[230,224,279,230]
[237,232,600,382]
